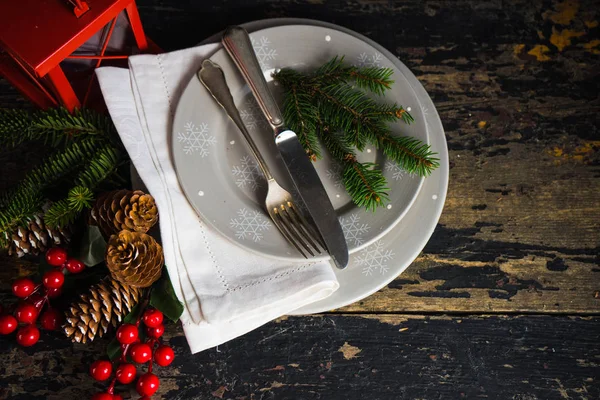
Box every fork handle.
[199,60,275,182]
[222,26,284,133]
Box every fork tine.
[286,201,326,251]
[272,207,309,258]
[278,205,317,257]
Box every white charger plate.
[186,18,448,314]
[172,25,429,262]
[235,19,448,315]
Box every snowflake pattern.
[251,36,277,70]
[230,208,271,242]
[356,52,383,68]
[385,161,408,181]
[239,98,268,131]
[355,240,395,276]
[326,165,344,188]
[177,122,216,156]
[232,155,264,191]
[339,213,370,246]
[421,104,430,116]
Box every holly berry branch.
[89,307,175,399]
[0,247,85,346]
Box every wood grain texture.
[0,0,599,399]
[1,315,599,399]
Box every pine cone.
[63,277,143,343]
[106,230,163,288]
[3,214,71,257]
[89,189,158,238]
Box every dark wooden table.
[1,0,599,399]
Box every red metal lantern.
[0,0,160,111]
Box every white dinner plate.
[172,25,430,262]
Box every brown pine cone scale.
[89,189,158,238]
[106,230,163,288]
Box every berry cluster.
[0,248,85,346]
[90,308,174,399]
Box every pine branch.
[21,138,98,193]
[274,56,440,210]
[75,145,122,188]
[0,107,119,149]
[282,84,321,160]
[377,133,440,176]
[276,56,395,96]
[0,189,44,246]
[321,127,389,211]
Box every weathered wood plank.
[1,315,598,399]
[1,0,598,314]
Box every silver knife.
[222,26,349,269]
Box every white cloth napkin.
[96,44,339,354]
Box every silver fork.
[198,59,325,258]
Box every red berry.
[12,278,36,298]
[154,345,174,367]
[146,324,164,339]
[46,247,68,267]
[112,395,123,400]
[40,308,63,330]
[116,323,139,344]
[46,287,62,299]
[42,270,64,289]
[142,308,163,328]
[115,362,137,384]
[136,372,160,396]
[0,315,18,335]
[15,302,39,324]
[130,343,152,363]
[16,325,40,346]
[89,360,112,381]
[65,258,85,274]
[90,393,113,400]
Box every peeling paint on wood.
[1,0,599,398]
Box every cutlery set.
[199,26,349,269]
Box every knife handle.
[222,26,284,131]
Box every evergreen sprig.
[273,56,439,211]
[0,107,119,148]
[0,107,126,244]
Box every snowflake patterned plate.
[173,22,447,311]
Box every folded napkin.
[96,44,338,353]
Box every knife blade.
[222,26,349,269]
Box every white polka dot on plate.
[386,204,392,209]
[325,35,331,42]
[230,140,235,145]
[198,191,205,196]
[432,194,438,200]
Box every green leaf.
[73,225,106,267]
[106,302,143,360]
[150,269,184,322]
[107,339,123,361]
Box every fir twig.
[320,126,389,211]
[273,56,439,211]
[0,107,119,149]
